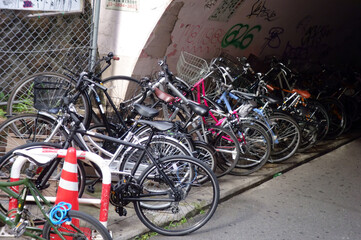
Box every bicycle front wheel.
[7,72,91,126]
[42,210,112,240]
[134,155,219,236]
[0,142,86,215]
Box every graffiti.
[283,24,331,60]
[221,23,261,49]
[169,23,225,56]
[23,1,32,8]
[209,0,246,22]
[260,27,284,54]
[247,0,276,21]
[204,0,218,9]
[296,15,312,33]
[301,25,331,48]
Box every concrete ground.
[79,127,361,240]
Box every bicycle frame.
[0,178,67,239]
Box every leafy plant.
[134,231,158,240]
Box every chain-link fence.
[0,0,94,110]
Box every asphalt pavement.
[152,137,361,240]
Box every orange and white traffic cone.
[51,147,79,240]
[55,147,79,210]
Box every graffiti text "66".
[222,23,261,49]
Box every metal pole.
[90,0,101,71]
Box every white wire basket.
[176,51,209,85]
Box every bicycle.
[0,152,112,240]
[1,115,220,235]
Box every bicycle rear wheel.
[134,155,219,236]
[42,210,112,240]
[268,114,301,163]
[320,97,346,139]
[119,135,192,179]
[101,76,146,125]
[229,122,271,175]
[0,113,64,157]
[189,124,240,177]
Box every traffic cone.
[55,147,79,210]
[50,147,79,240]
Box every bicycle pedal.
[115,207,127,217]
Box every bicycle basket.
[176,51,209,85]
[33,76,71,114]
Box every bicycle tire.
[189,124,240,177]
[119,135,192,179]
[229,122,271,175]
[133,125,195,154]
[134,155,219,236]
[308,99,330,141]
[6,72,91,127]
[0,142,86,215]
[0,113,65,157]
[320,97,347,139]
[340,95,358,133]
[267,113,301,163]
[193,140,217,173]
[101,75,147,125]
[42,210,112,240]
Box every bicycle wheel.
[133,125,195,154]
[193,140,217,173]
[320,97,346,139]
[101,75,146,124]
[0,113,65,157]
[7,72,91,126]
[134,155,219,236]
[42,210,112,240]
[0,142,86,215]
[119,135,192,179]
[229,122,271,176]
[308,100,330,141]
[189,124,240,177]
[268,114,301,163]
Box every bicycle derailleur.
[110,179,143,217]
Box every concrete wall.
[132,0,361,78]
[97,0,172,78]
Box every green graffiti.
[221,23,262,49]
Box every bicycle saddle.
[138,120,174,131]
[292,89,311,99]
[188,101,209,117]
[134,103,159,118]
[154,87,175,103]
[259,95,282,104]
